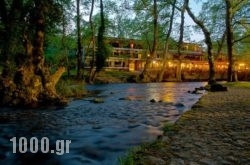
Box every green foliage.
[0,0,71,65]
[94,39,112,71]
[44,34,76,70]
[96,45,108,71]
[56,78,86,98]
[95,0,107,72]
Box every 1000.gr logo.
[10,137,71,155]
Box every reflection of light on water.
[161,93,175,102]
[145,83,177,103]
[127,87,136,93]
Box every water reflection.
[145,82,177,103]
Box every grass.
[104,70,136,78]
[119,142,164,165]
[225,81,250,88]
[56,78,87,98]
[119,148,137,165]
[161,122,176,133]
[95,70,138,83]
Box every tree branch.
[185,0,211,39]
[232,0,246,9]
[216,30,226,57]
[233,34,250,43]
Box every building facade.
[84,37,249,81]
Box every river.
[0,82,206,165]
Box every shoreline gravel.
[133,86,250,165]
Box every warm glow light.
[168,62,173,67]
[181,63,186,68]
[145,83,176,103]
[239,63,245,67]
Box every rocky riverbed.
[132,85,250,165]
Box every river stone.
[146,156,166,165]
[92,98,104,103]
[174,102,185,107]
[150,99,157,103]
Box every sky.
[185,0,205,42]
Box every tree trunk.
[61,12,71,78]
[225,0,237,82]
[140,0,158,82]
[0,1,67,107]
[87,0,96,83]
[95,0,106,74]
[158,43,169,82]
[185,0,216,84]
[176,0,187,82]
[76,0,83,79]
[157,0,176,82]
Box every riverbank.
[122,82,250,164]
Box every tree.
[175,0,188,82]
[60,0,75,77]
[225,0,250,82]
[185,0,216,84]
[0,0,24,65]
[225,0,235,81]
[95,0,107,72]
[76,0,83,79]
[0,0,66,65]
[87,0,96,83]
[0,0,67,107]
[138,0,159,82]
[200,1,227,59]
[157,0,177,82]
[104,0,136,38]
[196,0,250,82]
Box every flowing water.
[0,82,206,165]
